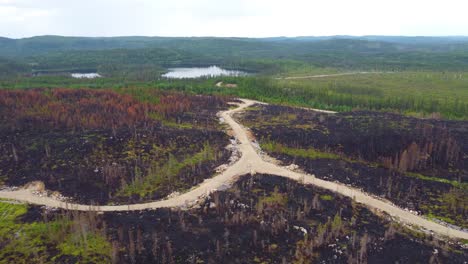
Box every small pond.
[71,73,102,79]
[162,66,247,79]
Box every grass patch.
[245,106,262,111]
[257,187,288,210]
[426,212,457,225]
[406,172,467,190]
[148,112,194,129]
[119,141,218,199]
[320,194,334,201]
[261,141,342,160]
[55,233,112,263]
[420,188,467,228]
[0,201,111,263]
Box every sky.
[1,0,467,38]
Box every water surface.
[162,66,247,79]
[71,73,102,79]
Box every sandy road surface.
[0,99,467,240]
[276,71,388,80]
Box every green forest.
[1,35,468,119]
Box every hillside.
[2,36,468,76]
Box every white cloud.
[0,0,467,38]
[0,6,53,22]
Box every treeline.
[149,76,468,120]
[0,57,28,77]
[238,78,468,120]
[5,36,468,79]
[4,36,468,70]
[1,73,467,119]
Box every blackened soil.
[239,104,468,228]
[1,126,230,205]
[0,89,232,205]
[243,104,468,182]
[11,175,467,263]
[101,175,467,263]
[273,153,467,227]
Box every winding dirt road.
[276,71,388,80]
[0,99,467,240]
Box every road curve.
[0,99,467,240]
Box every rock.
[285,164,299,171]
[166,191,181,199]
[293,225,308,235]
[23,181,45,192]
[215,164,229,173]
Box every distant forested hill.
[2,35,468,57]
[1,35,468,76]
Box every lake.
[162,66,247,79]
[71,73,102,79]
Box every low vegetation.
[262,141,343,160]
[118,142,220,199]
[0,201,111,263]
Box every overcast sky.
[1,0,467,38]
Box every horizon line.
[3,34,468,40]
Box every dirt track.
[0,99,467,240]
[276,71,388,80]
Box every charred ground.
[1,174,466,263]
[0,88,231,204]
[237,104,468,228]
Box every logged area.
[1,174,466,263]
[0,89,231,204]
[238,104,468,228]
